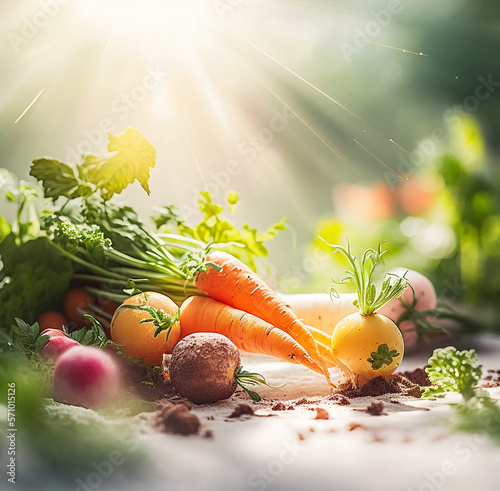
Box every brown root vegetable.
[167,333,265,405]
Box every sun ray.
[97,30,115,68]
[353,139,407,181]
[180,123,208,187]
[389,138,410,154]
[249,70,349,166]
[14,88,45,124]
[229,29,408,151]
[361,39,429,57]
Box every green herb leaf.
[167,191,286,271]
[117,304,179,343]
[35,334,50,352]
[81,128,156,200]
[30,158,94,200]
[235,367,277,402]
[423,346,482,400]
[367,343,400,370]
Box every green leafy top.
[9,318,49,359]
[153,191,286,271]
[423,346,482,400]
[324,240,409,315]
[116,303,179,343]
[235,367,272,402]
[367,343,400,370]
[31,128,155,201]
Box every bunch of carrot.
[179,251,354,390]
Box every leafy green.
[116,303,179,341]
[30,128,156,202]
[154,191,286,270]
[69,314,112,349]
[367,344,400,370]
[235,367,272,402]
[9,317,49,358]
[423,346,482,400]
[79,128,156,200]
[46,216,111,267]
[324,239,409,315]
[0,214,11,244]
[423,346,500,445]
[453,395,500,444]
[30,158,94,200]
[0,235,73,327]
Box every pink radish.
[39,329,80,362]
[53,346,121,409]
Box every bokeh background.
[1,0,500,326]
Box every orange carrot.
[179,296,325,376]
[195,251,335,389]
[306,325,332,347]
[306,325,354,383]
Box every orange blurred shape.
[397,177,436,216]
[37,311,68,331]
[333,182,396,223]
[63,288,96,328]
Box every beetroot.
[39,329,80,362]
[53,346,121,409]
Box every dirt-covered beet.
[168,333,241,404]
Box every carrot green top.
[324,240,409,316]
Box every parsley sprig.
[323,239,408,315]
[423,346,500,444]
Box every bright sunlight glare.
[2,0,471,272]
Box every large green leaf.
[82,128,156,200]
[30,158,94,200]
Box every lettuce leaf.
[0,235,73,328]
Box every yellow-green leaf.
[85,128,156,200]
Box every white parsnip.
[281,292,357,335]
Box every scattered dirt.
[314,408,330,420]
[155,401,201,435]
[481,369,500,387]
[228,403,254,418]
[125,364,174,401]
[295,398,310,405]
[272,402,296,411]
[328,394,351,406]
[348,422,366,431]
[337,374,422,398]
[401,368,431,387]
[202,430,214,439]
[365,401,386,416]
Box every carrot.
[194,250,335,389]
[315,341,354,382]
[306,324,332,347]
[179,296,326,377]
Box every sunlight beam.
[14,88,45,124]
